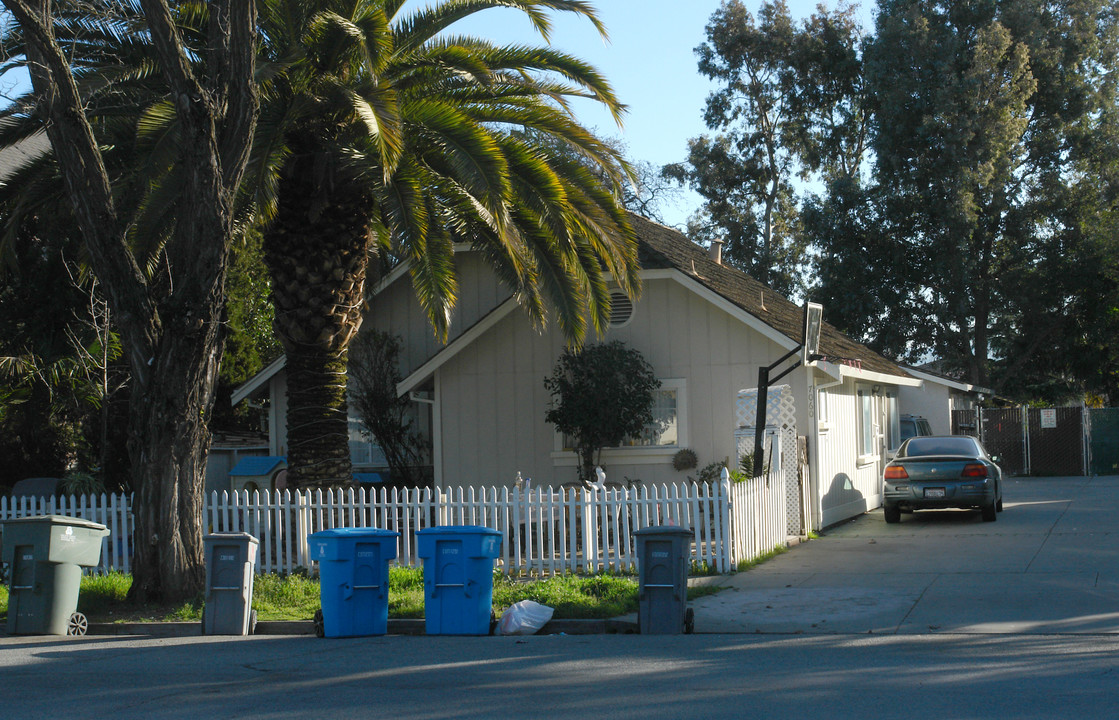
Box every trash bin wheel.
[68,612,89,636]
[684,608,695,634]
[313,609,325,638]
[249,609,258,636]
[489,609,497,636]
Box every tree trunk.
[264,143,375,487]
[284,345,354,486]
[128,326,223,601]
[4,0,256,604]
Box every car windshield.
[904,437,978,457]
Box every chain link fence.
[952,406,1088,476]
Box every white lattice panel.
[735,385,802,534]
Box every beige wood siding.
[434,276,787,488]
[365,253,512,379]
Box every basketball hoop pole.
[753,346,802,477]
[752,302,824,478]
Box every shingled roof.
[629,214,911,380]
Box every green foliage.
[667,0,866,295]
[60,471,106,496]
[694,460,727,484]
[387,565,427,619]
[815,0,1119,400]
[493,573,639,619]
[349,331,428,487]
[736,544,788,572]
[544,341,661,484]
[220,228,280,389]
[251,573,322,622]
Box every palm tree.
[248,0,642,486]
[1,0,643,493]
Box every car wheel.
[996,496,1003,512]
[981,502,997,522]
[883,505,901,524]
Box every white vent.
[609,291,634,327]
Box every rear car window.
[903,437,977,457]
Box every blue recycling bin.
[308,527,399,638]
[416,526,502,635]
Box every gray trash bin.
[1,515,109,635]
[202,533,259,635]
[635,525,695,635]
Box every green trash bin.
[1,515,110,636]
[635,525,695,635]
[202,533,260,636]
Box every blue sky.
[451,0,875,227]
[0,2,873,227]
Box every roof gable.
[629,214,909,380]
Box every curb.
[84,617,639,638]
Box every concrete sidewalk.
[684,475,1119,634]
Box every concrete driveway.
[690,475,1119,635]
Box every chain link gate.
[962,407,1088,476]
[1027,407,1086,476]
[1089,408,1119,475]
[980,408,1028,475]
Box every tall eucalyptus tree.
[0,0,257,601]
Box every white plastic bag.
[498,600,554,636]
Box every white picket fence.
[1,470,788,576]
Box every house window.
[349,419,387,467]
[621,381,682,447]
[817,388,830,426]
[557,379,686,453]
[858,388,875,458]
[885,392,900,452]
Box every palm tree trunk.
[284,345,353,486]
[263,148,375,487]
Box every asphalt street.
[3,476,1119,720]
[685,474,1119,635]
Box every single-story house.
[898,365,990,435]
[234,214,951,531]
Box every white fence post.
[0,476,790,577]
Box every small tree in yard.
[544,342,660,485]
[349,331,427,488]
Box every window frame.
[856,386,877,464]
[348,418,387,468]
[551,378,687,466]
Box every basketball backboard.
[803,302,823,364]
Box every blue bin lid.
[308,527,400,539]
[416,525,502,537]
[634,525,693,537]
[229,456,286,476]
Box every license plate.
[925,487,946,498]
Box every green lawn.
[0,567,723,624]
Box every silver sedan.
[882,435,1004,523]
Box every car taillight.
[884,465,908,480]
[961,463,988,478]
